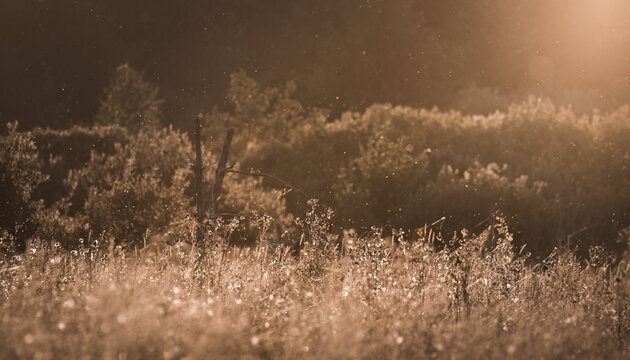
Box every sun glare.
[549,0,630,84]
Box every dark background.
[2,0,630,130]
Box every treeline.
[1,68,629,258]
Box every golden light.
[529,55,555,83]
[541,0,630,85]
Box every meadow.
[1,211,629,359]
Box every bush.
[0,122,47,252]
[68,127,193,247]
[336,134,431,226]
[31,125,130,206]
[218,174,294,245]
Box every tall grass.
[1,215,629,359]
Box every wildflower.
[63,299,75,309]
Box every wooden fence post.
[193,113,205,249]
[208,128,234,221]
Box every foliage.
[95,65,163,133]
[0,122,47,252]
[336,134,431,225]
[31,125,130,206]
[219,174,294,245]
[6,70,630,259]
[208,74,630,257]
[49,124,294,249]
[203,70,326,157]
[69,127,193,247]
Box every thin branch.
[225,168,334,210]
[567,222,606,241]
[225,169,308,197]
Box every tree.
[95,65,163,132]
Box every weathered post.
[208,128,234,221]
[193,113,205,249]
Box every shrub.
[69,127,192,247]
[219,174,294,245]
[0,122,47,252]
[31,125,130,206]
[336,134,431,226]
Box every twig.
[225,167,334,210]
[224,169,309,198]
[567,222,606,241]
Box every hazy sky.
[2,0,629,129]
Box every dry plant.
[1,211,629,360]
